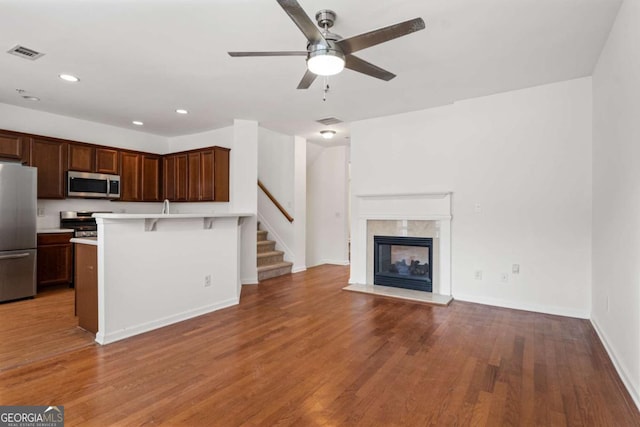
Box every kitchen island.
[77,212,252,345]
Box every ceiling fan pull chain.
[323,76,330,101]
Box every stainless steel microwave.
[67,171,121,199]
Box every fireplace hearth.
[374,235,433,292]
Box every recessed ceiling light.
[59,74,80,82]
[176,109,188,115]
[320,130,336,139]
[22,96,40,101]
[132,121,144,126]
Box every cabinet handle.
[0,253,29,260]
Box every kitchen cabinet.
[96,148,119,174]
[37,232,73,288]
[0,130,25,162]
[141,154,161,201]
[68,143,95,172]
[163,153,188,202]
[28,137,68,199]
[187,152,201,201]
[74,243,98,334]
[183,148,230,202]
[119,151,141,201]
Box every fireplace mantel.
[350,192,452,296]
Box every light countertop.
[37,228,75,234]
[70,237,98,246]
[92,212,254,219]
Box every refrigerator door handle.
[0,253,30,260]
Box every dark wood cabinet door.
[75,244,98,334]
[141,154,161,201]
[200,150,214,201]
[68,143,95,172]
[0,131,24,161]
[37,233,73,287]
[187,152,201,201]
[96,148,119,174]
[162,155,176,201]
[213,147,230,202]
[175,154,188,201]
[28,137,67,199]
[119,151,141,201]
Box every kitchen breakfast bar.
[72,212,252,345]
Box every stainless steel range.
[60,211,112,237]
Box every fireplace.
[373,235,433,292]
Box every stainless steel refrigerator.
[0,162,37,302]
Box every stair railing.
[258,180,294,223]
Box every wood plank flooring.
[1,265,638,426]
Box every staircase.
[257,225,293,281]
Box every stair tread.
[257,240,276,246]
[257,261,293,272]
[257,250,284,258]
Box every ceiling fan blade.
[336,17,425,55]
[297,69,317,89]
[344,55,396,81]
[277,0,326,44]
[228,51,307,57]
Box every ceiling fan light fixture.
[307,49,345,76]
[320,130,336,139]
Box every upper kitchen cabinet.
[200,147,230,202]
[0,130,25,162]
[119,151,141,201]
[120,151,161,202]
[141,154,161,202]
[28,137,68,199]
[68,143,95,172]
[95,148,119,174]
[163,153,188,202]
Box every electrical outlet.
[474,203,482,213]
[204,275,212,287]
[37,207,45,217]
[501,273,509,283]
[512,264,520,274]
[474,270,483,280]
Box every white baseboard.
[316,259,350,266]
[292,265,307,273]
[242,276,259,285]
[591,316,640,411]
[95,297,239,345]
[453,293,590,319]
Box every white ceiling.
[0,0,621,144]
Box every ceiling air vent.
[7,45,45,60]
[316,117,343,126]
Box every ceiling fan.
[228,0,425,89]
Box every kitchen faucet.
[162,199,170,214]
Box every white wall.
[306,144,350,267]
[592,0,640,409]
[293,136,306,272]
[256,127,296,265]
[351,77,593,318]
[0,103,168,153]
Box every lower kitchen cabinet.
[37,232,73,288]
[74,243,97,334]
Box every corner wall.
[306,144,350,267]
[350,77,592,318]
[592,0,640,408]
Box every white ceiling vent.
[7,45,45,60]
[316,117,343,126]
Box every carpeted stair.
[257,225,292,281]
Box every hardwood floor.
[1,265,638,426]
